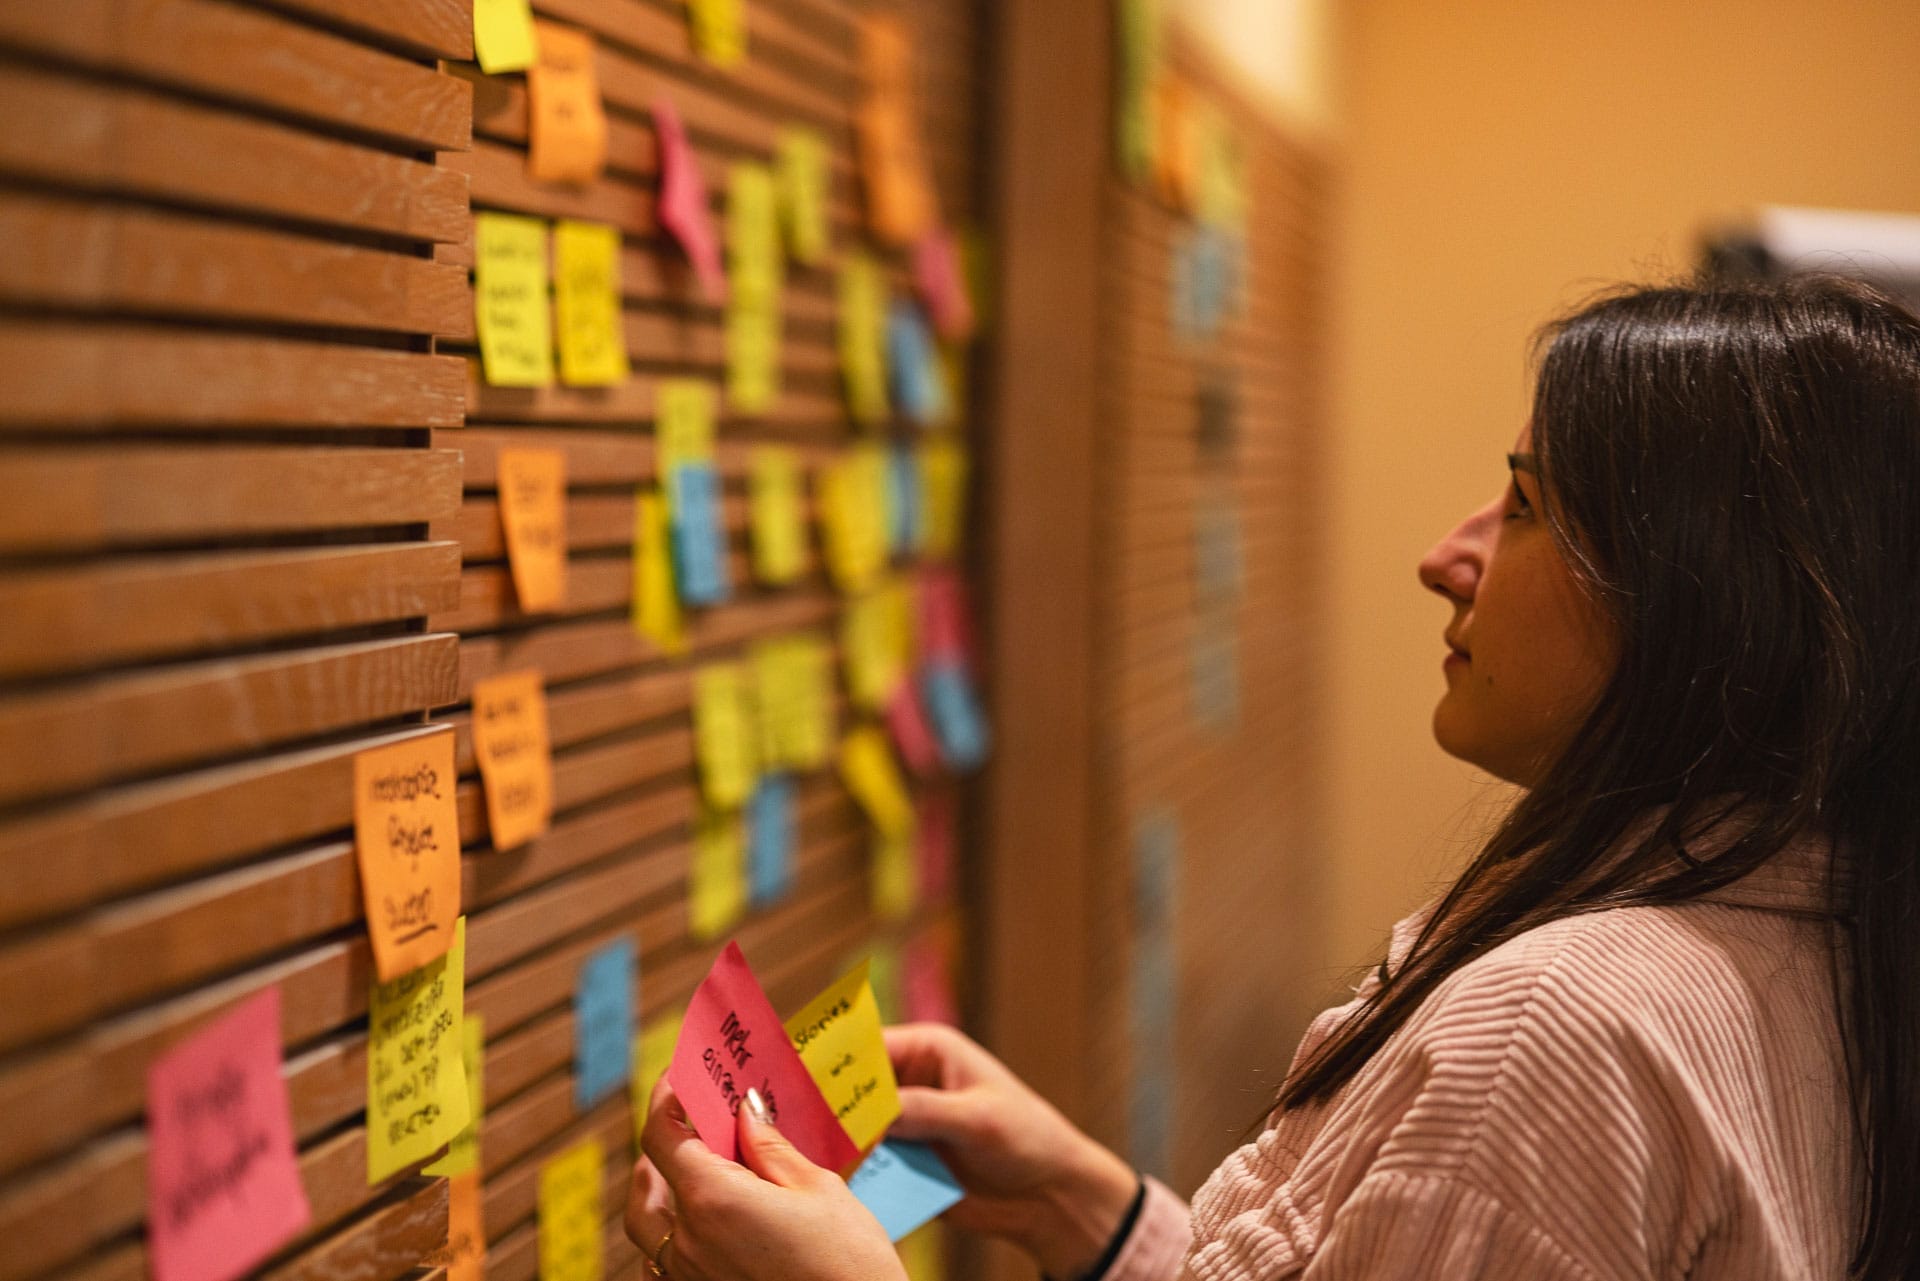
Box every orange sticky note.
[353,730,463,981]
[425,1169,486,1281]
[528,23,607,185]
[856,16,935,246]
[497,447,568,613]
[471,669,555,850]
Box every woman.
[626,275,1920,1279]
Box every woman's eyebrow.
[1507,451,1537,474]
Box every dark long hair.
[1278,275,1920,1279]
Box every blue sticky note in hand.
[670,461,731,606]
[575,935,636,1109]
[921,660,989,771]
[747,772,795,906]
[848,1140,964,1241]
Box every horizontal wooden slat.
[254,0,472,59]
[0,194,470,335]
[0,64,467,242]
[0,446,462,553]
[0,0,471,150]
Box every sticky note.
[434,1169,486,1281]
[1153,73,1197,209]
[574,935,634,1110]
[819,450,888,594]
[474,212,553,387]
[553,220,629,386]
[1114,0,1161,184]
[849,1141,963,1242]
[752,635,833,771]
[746,772,795,906]
[368,917,471,1184]
[865,943,903,1023]
[872,826,915,921]
[916,789,954,905]
[903,933,958,1026]
[689,808,746,941]
[726,163,784,415]
[473,0,537,74]
[497,446,568,613]
[776,127,830,265]
[687,0,745,68]
[353,730,462,981]
[922,661,989,771]
[425,1014,484,1176]
[633,491,687,656]
[538,1137,604,1281]
[843,585,908,711]
[785,961,900,1152]
[917,567,973,665]
[899,1220,947,1281]
[667,941,860,1170]
[887,300,950,427]
[839,727,912,838]
[527,22,607,185]
[146,987,310,1281]
[749,446,807,585]
[693,664,758,809]
[912,228,975,343]
[885,681,939,776]
[655,377,718,481]
[838,253,891,426]
[653,98,725,300]
[855,16,935,245]
[669,462,730,606]
[633,1012,683,1120]
[887,444,922,556]
[918,439,967,560]
[470,669,555,851]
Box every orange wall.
[1321,0,1920,980]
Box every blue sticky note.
[575,935,635,1109]
[670,461,730,605]
[921,660,989,771]
[887,445,921,555]
[887,301,949,426]
[848,1141,964,1241]
[747,773,795,906]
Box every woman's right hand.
[884,1023,1140,1278]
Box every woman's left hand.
[625,1077,905,1281]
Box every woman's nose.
[1418,497,1499,603]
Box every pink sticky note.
[916,789,955,904]
[147,988,311,1281]
[654,97,727,301]
[917,568,974,665]
[913,228,975,342]
[903,936,959,1026]
[885,679,941,776]
[667,941,861,1172]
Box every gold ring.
[645,1226,675,1278]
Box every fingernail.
[742,1087,772,1125]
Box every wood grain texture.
[252,0,473,59]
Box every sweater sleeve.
[1299,1173,1598,1280]
[1099,1178,1192,1281]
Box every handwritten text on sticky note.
[554,220,630,387]
[497,447,568,614]
[538,1137,605,1281]
[470,668,555,851]
[368,917,470,1184]
[353,729,462,981]
[474,212,553,388]
[424,1013,484,1177]
[528,22,607,184]
[784,960,900,1152]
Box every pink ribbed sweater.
[1108,839,1857,1279]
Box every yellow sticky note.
[368,917,470,1184]
[538,1137,605,1281]
[474,212,553,388]
[688,807,746,941]
[528,22,608,185]
[749,447,806,585]
[919,438,968,560]
[752,635,834,771]
[842,586,906,711]
[726,163,783,415]
[839,728,912,838]
[470,668,555,851]
[693,664,758,809]
[899,1221,946,1281]
[784,960,901,1152]
[776,127,830,266]
[655,378,717,487]
[838,253,890,426]
[872,826,915,922]
[632,490,687,656]
[352,729,462,982]
[473,0,537,73]
[554,220,630,387]
[497,446,568,613]
[425,1014,484,1177]
[820,451,888,593]
[630,1011,684,1148]
[687,0,745,68]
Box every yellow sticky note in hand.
[839,727,912,838]
[749,446,806,585]
[528,23,608,185]
[693,664,758,808]
[632,490,687,655]
[776,127,830,265]
[838,253,890,426]
[538,1137,605,1281]
[752,635,834,771]
[687,0,746,67]
[474,212,553,387]
[919,438,968,560]
[473,0,537,73]
[631,1011,685,1149]
[425,1014,484,1177]
[784,960,901,1152]
[470,668,556,851]
[688,807,746,941]
[368,917,470,1184]
[554,220,630,387]
[497,447,568,613]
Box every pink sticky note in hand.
[147,988,312,1281]
[913,228,975,342]
[654,97,727,301]
[885,679,941,776]
[667,941,861,1172]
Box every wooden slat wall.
[0,0,987,1278]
